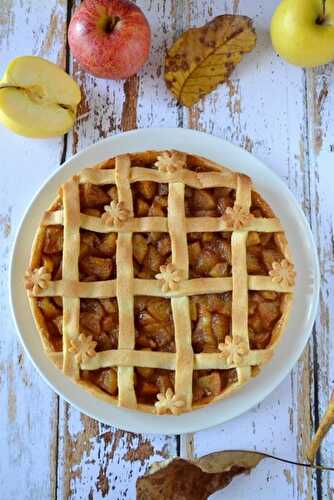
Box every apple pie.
[25,150,295,415]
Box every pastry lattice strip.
[168,175,193,409]
[79,348,269,371]
[30,153,294,413]
[35,275,292,300]
[43,211,281,233]
[114,155,136,408]
[231,174,252,383]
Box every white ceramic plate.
[10,128,319,435]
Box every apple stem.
[316,0,327,24]
[103,16,120,34]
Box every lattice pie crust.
[25,151,295,415]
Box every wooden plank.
[57,413,174,499]
[56,2,179,498]
[0,1,67,499]
[306,63,334,498]
[180,1,317,498]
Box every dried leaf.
[307,390,334,463]
[164,15,256,107]
[136,450,264,500]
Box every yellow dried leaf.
[164,15,256,107]
[307,389,334,463]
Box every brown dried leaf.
[164,15,256,107]
[136,450,264,500]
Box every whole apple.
[68,0,151,79]
[271,0,334,68]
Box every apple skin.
[68,0,151,79]
[271,0,334,68]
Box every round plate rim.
[9,128,320,435]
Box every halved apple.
[0,56,81,138]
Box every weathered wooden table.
[1,1,333,499]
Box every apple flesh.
[68,0,151,79]
[0,56,81,138]
[271,0,334,68]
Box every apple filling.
[35,160,286,407]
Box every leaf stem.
[0,83,18,90]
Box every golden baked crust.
[25,150,295,415]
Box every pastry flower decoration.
[269,259,296,288]
[102,200,130,226]
[218,335,249,366]
[154,151,186,173]
[24,266,51,295]
[222,204,254,230]
[155,388,185,415]
[69,333,97,365]
[155,263,183,293]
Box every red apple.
[68,0,151,79]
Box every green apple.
[271,0,334,67]
[0,56,81,138]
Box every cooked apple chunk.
[192,190,216,210]
[99,233,117,256]
[197,372,221,397]
[135,197,150,216]
[43,226,63,254]
[38,297,61,320]
[133,234,148,264]
[80,183,110,208]
[96,369,118,395]
[136,181,157,200]
[80,256,113,280]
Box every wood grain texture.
[1,0,334,499]
[0,1,67,499]
[306,63,334,499]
